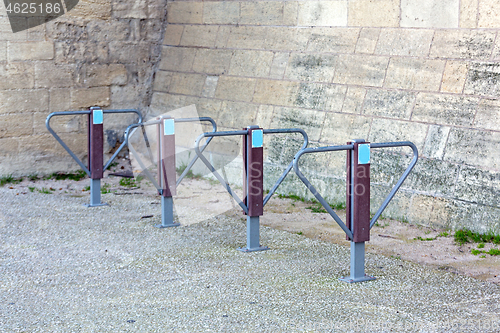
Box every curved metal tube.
[262,128,309,207]
[194,130,249,214]
[46,109,143,176]
[369,141,418,228]
[293,145,355,240]
[46,110,92,176]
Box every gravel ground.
[1,188,500,332]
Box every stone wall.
[151,0,500,233]
[0,0,166,175]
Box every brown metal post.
[346,141,370,242]
[88,107,104,180]
[243,127,264,217]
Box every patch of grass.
[101,183,112,194]
[44,170,87,181]
[471,249,482,256]
[0,175,22,186]
[38,187,52,194]
[83,186,90,191]
[477,243,485,249]
[27,174,39,181]
[414,232,449,242]
[488,248,500,256]
[28,186,36,192]
[454,229,500,245]
[176,162,202,180]
[119,177,141,188]
[297,231,303,235]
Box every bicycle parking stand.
[125,116,218,228]
[293,140,418,283]
[46,107,143,207]
[194,126,308,252]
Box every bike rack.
[46,107,143,207]
[194,126,309,252]
[125,116,218,228]
[293,140,418,283]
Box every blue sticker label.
[93,109,103,125]
[252,129,263,148]
[358,144,370,164]
[164,118,175,136]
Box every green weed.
[454,229,500,245]
[44,170,87,181]
[38,187,52,194]
[101,183,112,194]
[119,178,140,188]
[0,175,22,186]
[477,243,485,249]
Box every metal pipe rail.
[46,109,143,176]
[292,141,418,240]
[193,128,309,214]
[124,116,218,191]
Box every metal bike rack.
[125,116,217,228]
[46,107,143,207]
[293,140,418,283]
[194,126,309,252]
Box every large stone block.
[441,61,468,94]
[240,1,288,26]
[271,107,325,142]
[87,62,126,89]
[478,0,500,27]
[159,46,196,72]
[348,0,400,27]
[332,54,389,87]
[375,29,434,57]
[284,53,337,82]
[0,17,28,41]
[269,52,290,79]
[362,89,416,119]
[49,88,71,112]
[152,70,172,92]
[369,118,428,152]
[429,30,496,60]
[444,127,500,169]
[306,27,359,53]
[166,1,202,24]
[180,25,218,48]
[266,27,309,51]
[165,72,207,96]
[0,113,33,138]
[294,83,346,111]
[229,50,274,78]
[460,0,478,28]
[112,0,147,18]
[193,49,233,75]
[162,25,184,46]
[0,89,48,113]
[474,98,500,131]
[66,0,112,20]
[298,1,348,27]
[71,87,110,109]
[215,76,257,103]
[422,125,451,159]
[226,26,269,50]
[108,42,151,64]
[412,93,479,127]
[34,62,74,89]
[320,113,371,144]
[408,194,453,228]
[401,0,459,28]
[253,79,300,106]
[342,86,365,114]
[464,62,500,97]
[203,1,239,25]
[8,41,54,61]
[218,101,259,128]
[355,28,380,54]
[454,166,500,207]
[201,76,219,99]
[384,58,445,91]
[255,105,274,129]
[0,62,34,89]
[55,41,109,64]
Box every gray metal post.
[88,178,106,207]
[156,196,179,228]
[246,216,262,250]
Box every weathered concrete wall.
[0,0,166,175]
[152,0,500,233]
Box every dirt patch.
[3,158,499,285]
